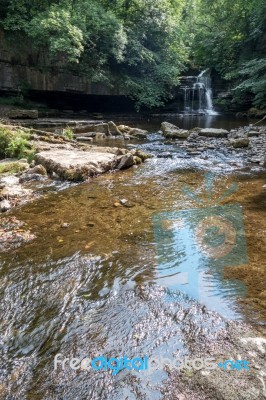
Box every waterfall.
[179,70,218,115]
[206,88,214,112]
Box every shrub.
[62,126,74,140]
[0,126,35,161]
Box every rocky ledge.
[35,146,148,181]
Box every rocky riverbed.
[1,118,266,250]
[0,116,266,400]
[160,122,266,166]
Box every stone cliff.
[0,29,122,96]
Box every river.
[0,114,265,399]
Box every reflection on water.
[153,204,248,320]
[115,114,254,132]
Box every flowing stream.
[0,116,265,399]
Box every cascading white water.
[180,69,218,115]
[205,88,214,112]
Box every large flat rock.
[199,128,229,138]
[35,149,134,181]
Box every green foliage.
[0,95,25,107]
[0,126,35,161]
[233,59,266,109]
[62,127,74,140]
[1,0,265,109]
[189,0,266,109]
[0,96,48,110]
[27,5,84,63]
[1,0,189,109]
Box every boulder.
[27,165,47,175]
[230,138,250,148]
[248,131,260,137]
[73,123,110,135]
[108,121,122,136]
[128,128,148,139]
[199,128,228,138]
[117,125,132,134]
[8,109,38,119]
[35,149,118,181]
[35,147,140,181]
[133,149,152,161]
[117,154,134,170]
[161,122,189,139]
[133,156,142,164]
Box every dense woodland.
[0,0,265,110]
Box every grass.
[0,161,29,175]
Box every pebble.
[124,202,135,208]
[120,199,128,205]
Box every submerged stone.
[230,137,250,148]
[199,128,229,138]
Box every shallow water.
[0,116,266,399]
[114,113,255,131]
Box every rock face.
[161,122,189,139]
[35,148,136,181]
[199,128,229,138]
[8,109,39,119]
[0,28,125,96]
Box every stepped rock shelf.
[35,148,139,181]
